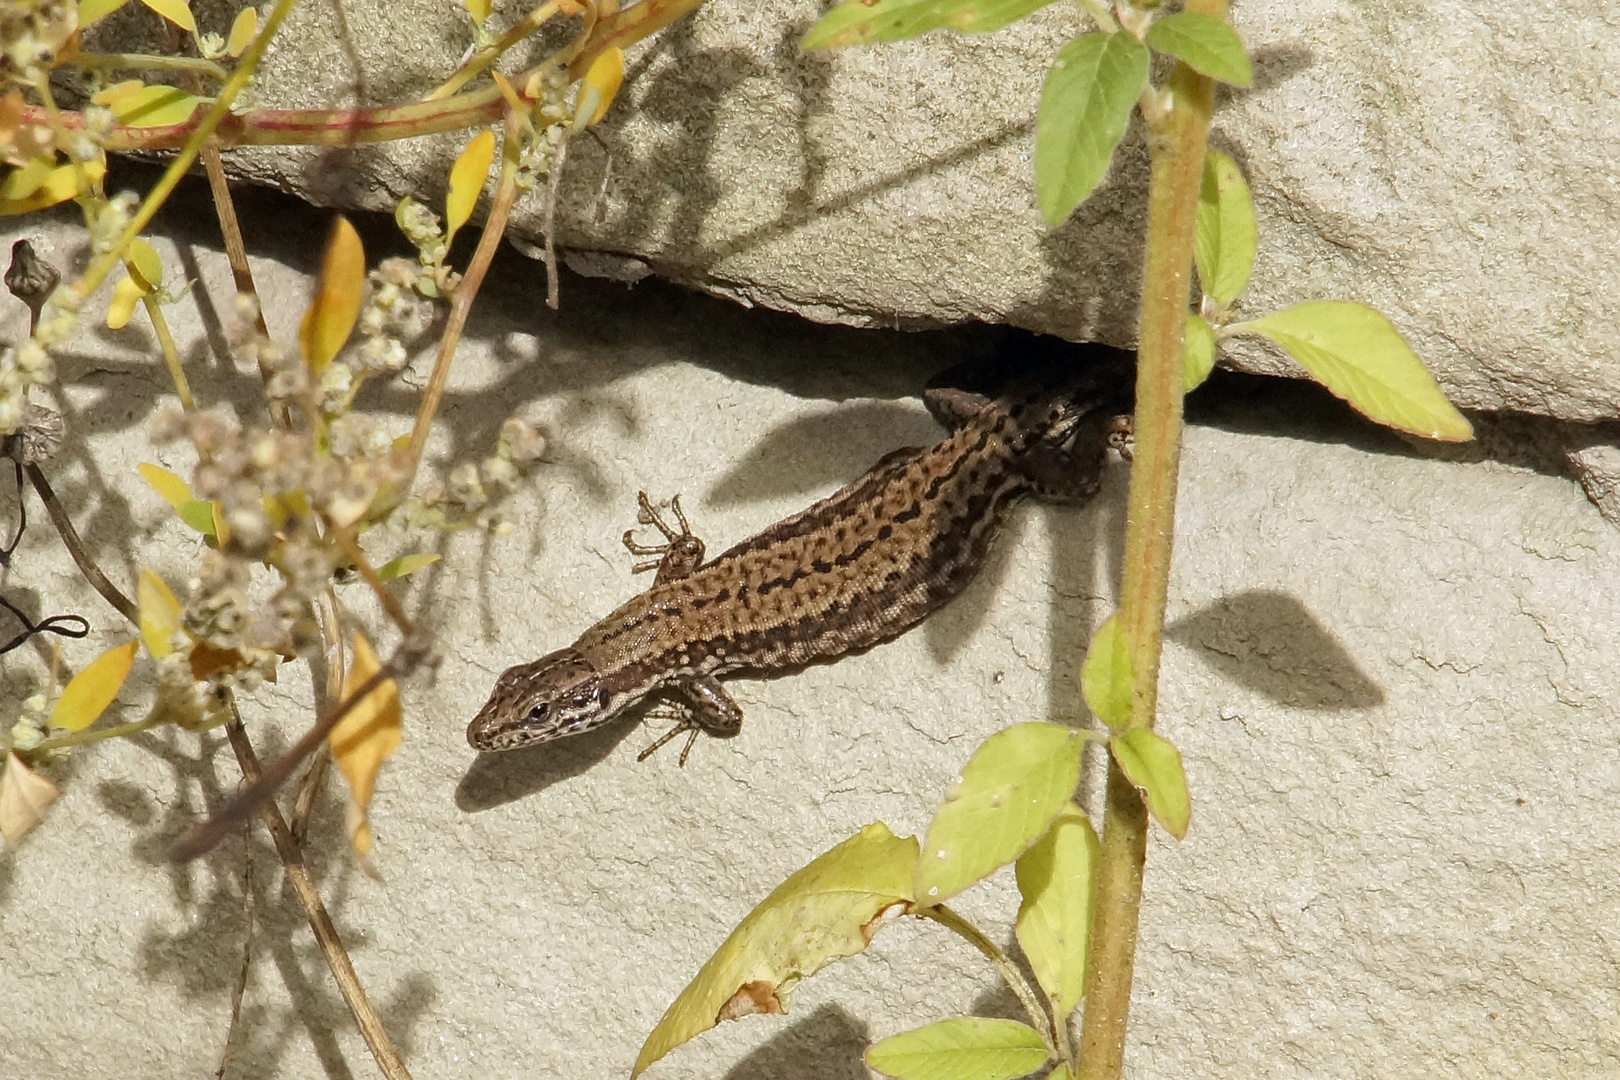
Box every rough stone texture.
[3,195,1620,1077]
[92,0,1620,423]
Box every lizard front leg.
[622,491,706,584]
[636,674,743,766]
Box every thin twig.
[331,525,414,639]
[23,462,138,624]
[221,702,413,1080]
[543,129,569,310]
[215,840,255,1080]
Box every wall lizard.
[468,347,1134,759]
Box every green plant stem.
[71,52,229,82]
[914,904,1055,1050]
[1076,3,1226,1077]
[140,292,193,410]
[427,0,562,100]
[32,711,183,751]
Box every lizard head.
[467,648,610,751]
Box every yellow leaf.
[0,753,59,846]
[48,640,138,732]
[329,632,401,858]
[444,130,494,248]
[106,273,145,330]
[125,237,162,291]
[226,7,257,56]
[138,462,193,509]
[90,80,145,107]
[96,83,209,129]
[0,155,104,215]
[572,47,624,132]
[0,156,55,200]
[79,0,133,25]
[211,500,230,547]
[299,217,365,375]
[462,0,490,23]
[136,0,196,34]
[137,568,182,658]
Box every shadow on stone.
[717,1002,871,1080]
[455,713,639,810]
[1169,589,1384,710]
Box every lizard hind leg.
[622,491,707,584]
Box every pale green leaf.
[1047,1065,1073,1080]
[178,499,219,537]
[444,130,495,248]
[803,0,1057,49]
[1111,727,1190,839]
[1235,302,1473,441]
[916,723,1085,905]
[137,567,182,659]
[105,84,209,128]
[376,553,441,580]
[1184,312,1217,390]
[0,157,53,200]
[48,640,138,732]
[136,0,196,32]
[1145,12,1251,86]
[78,0,131,26]
[125,237,163,292]
[633,823,918,1077]
[866,1017,1050,1080]
[1194,150,1255,308]
[1080,613,1131,730]
[1035,32,1148,226]
[299,217,365,375]
[1015,803,1098,1017]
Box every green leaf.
[1144,12,1252,86]
[1233,302,1473,441]
[376,553,441,580]
[1035,32,1148,226]
[1079,613,1131,731]
[633,823,918,1077]
[1184,312,1217,390]
[105,84,209,129]
[1047,1065,1073,1080]
[48,640,138,732]
[916,722,1085,905]
[802,0,1055,50]
[1111,728,1190,839]
[177,498,219,537]
[1194,150,1256,308]
[1015,803,1098,1017]
[866,1017,1050,1080]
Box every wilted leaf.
[48,640,138,732]
[188,641,248,682]
[1015,802,1098,1017]
[329,632,401,858]
[1035,32,1148,226]
[376,553,440,580]
[633,823,918,1077]
[226,7,257,55]
[299,217,365,375]
[136,0,196,33]
[1080,613,1131,730]
[802,0,1054,50]
[444,130,495,248]
[0,753,59,846]
[1184,312,1217,390]
[1234,301,1473,441]
[137,567,181,658]
[1194,150,1255,308]
[1144,11,1251,86]
[78,0,131,25]
[572,47,624,131]
[915,723,1085,906]
[866,1017,1050,1080]
[1110,727,1190,839]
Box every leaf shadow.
[1168,589,1384,710]
[717,1002,872,1080]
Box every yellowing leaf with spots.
[329,632,401,859]
[137,568,182,658]
[915,722,1085,906]
[634,823,918,1077]
[48,640,138,732]
[444,130,494,249]
[0,753,59,846]
[299,216,365,376]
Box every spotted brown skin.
[468,351,1134,755]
